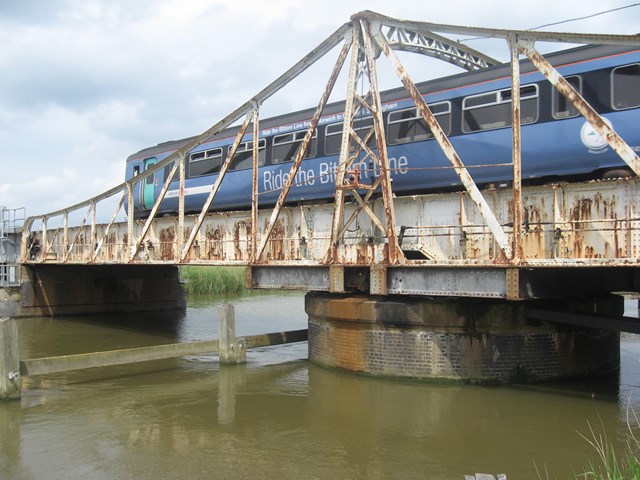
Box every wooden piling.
[218,304,246,365]
[0,317,21,400]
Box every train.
[125,43,640,217]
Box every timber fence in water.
[0,306,307,400]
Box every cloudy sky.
[0,0,638,221]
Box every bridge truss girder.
[18,11,640,298]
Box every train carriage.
[125,43,640,218]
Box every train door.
[142,157,157,209]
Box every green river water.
[1,292,638,479]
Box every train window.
[462,84,538,133]
[612,64,640,110]
[552,76,581,119]
[325,116,376,155]
[272,130,317,164]
[230,139,266,171]
[387,102,451,145]
[325,123,343,155]
[189,148,223,177]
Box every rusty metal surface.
[374,29,513,260]
[256,36,352,263]
[179,111,253,263]
[366,13,499,70]
[361,19,402,265]
[20,178,640,268]
[509,35,523,262]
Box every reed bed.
[181,266,246,295]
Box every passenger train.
[125,43,640,217]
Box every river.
[1,292,639,479]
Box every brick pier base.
[306,293,620,383]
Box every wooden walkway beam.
[19,328,308,377]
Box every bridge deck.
[22,178,640,299]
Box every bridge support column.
[19,264,185,317]
[306,293,620,383]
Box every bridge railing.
[20,11,640,271]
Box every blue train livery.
[125,43,640,217]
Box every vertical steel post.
[90,200,97,260]
[361,19,401,264]
[62,211,69,260]
[40,217,47,263]
[127,182,135,260]
[509,35,523,262]
[329,28,360,262]
[178,153,186,259]
[251,106,260,263]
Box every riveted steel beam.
[509,34,523,262]
[373,19,499,71]
[92,193,126,263]
[257,33,353,263]
[179,111,254,263]
[353,10,640,47]
[373,28,513,260]
[360,19,403,265]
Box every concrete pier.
[306,293,621,383]
[16,264,185,317]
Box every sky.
[0,0,638,221]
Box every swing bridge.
[16,11,640,302]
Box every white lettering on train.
[262,155,409,192]
[263,168,316,191]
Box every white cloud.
[0,0,637,221]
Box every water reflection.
[1,293,639,479]
[218,364,246,425]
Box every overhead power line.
[459,2,639,43]
[527,3,640,30]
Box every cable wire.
[526,3,640,31]
[459,3,639,43]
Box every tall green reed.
[181,266,246,295]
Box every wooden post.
[218,304,246,365]
[0,317,21,400]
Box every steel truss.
[19,11,640,297]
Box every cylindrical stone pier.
[306,293,620,383]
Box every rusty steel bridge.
[18,11,640,301]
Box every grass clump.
[572,405,640,480]
[181,266,246,295]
